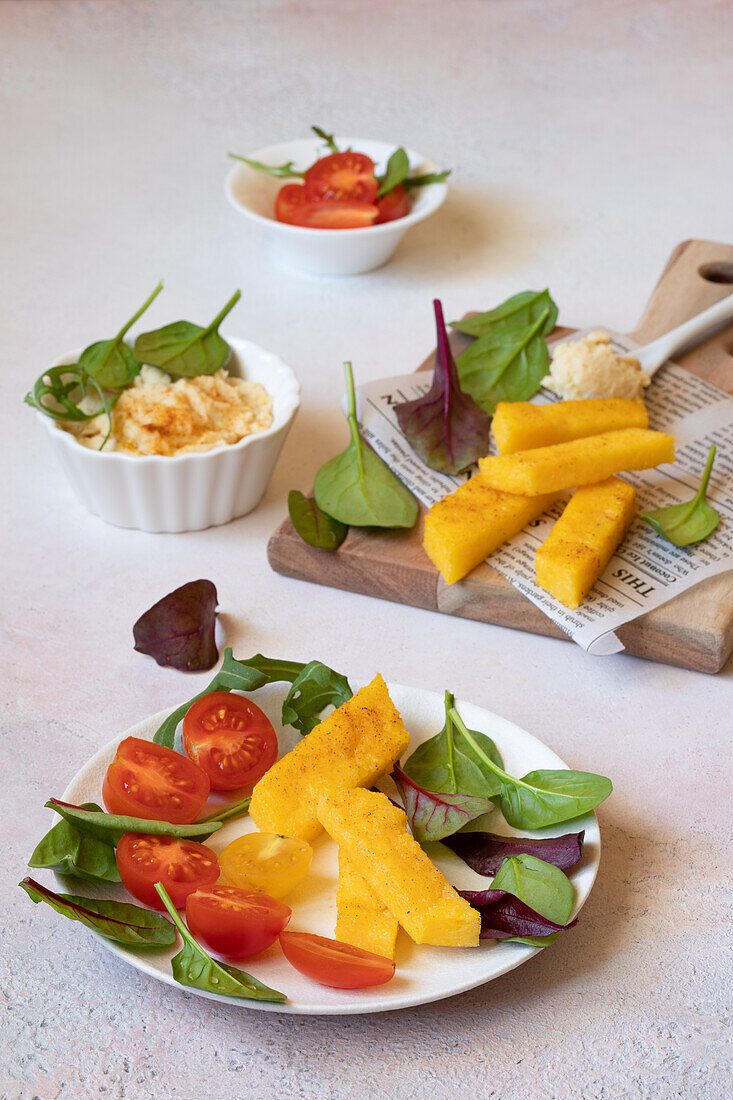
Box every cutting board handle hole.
[698,262,733,284]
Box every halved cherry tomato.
[279,931,395,989]
[275,183,378,229]
[182,692,278,791]
[219,832,313,898]
[186,885,291,961]
[304,151,378,204]
[375,183,410,224]
[102,736,210,824]
[116,833,219,909]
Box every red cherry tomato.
[275,184,378,229]
[102,736,210,824]
[182,691,278,791]
[279,931,395,989]
[186,886,291,961]
[116,833,219,910]
[375,184,410,224]
[304,151,378,204]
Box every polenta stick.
[535,477,637,608]
[249,675,410,842]
[318,788,480,947]
[478,428,674,496]
[423,476,558,584]
[336,849,399,960]
[492,398,648,454]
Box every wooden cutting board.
[268,240,733,673]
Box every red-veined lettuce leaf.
[391,763,495,842]
[394,299,491,474]
[133,579,218,671]
[458,887,578,941]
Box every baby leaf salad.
[22,656,611,1003]
[25,285,242,449]
[229,125,450,229]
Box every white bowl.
[37,337,300,533]
[225,137,448,276]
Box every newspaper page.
[352,333,733,655]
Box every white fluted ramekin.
[38,337,300,533]
[225,138,448,276]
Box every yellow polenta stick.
[249,675,410,842]
[492,398,648,453]
[478,428,674,496]
[336,849,399,960]
[423,475,557,584]
[535,477,637,609]
[318,788,480,947]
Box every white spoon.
[635,291,733,378]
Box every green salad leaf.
[79,281,163,389]
[153,647,353,748]
[46,800,222,845]
[20,878,177,947]
[314,362,419,528]
[403,691,504,799]
[155,883,286,1002]
[641,444,720,546]
[451,289,558,340]
[490,854,574,945]
[377,146,410,198]
[24,364,117,449]
[455,308,552,415]
[288,490,348,550]
[29,802,121,884]
[449,707,612,829]
[228,153,305,178]
[133,290,241,378]
[402,170,451,190]
[311,125,340,153]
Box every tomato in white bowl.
[225,137,449,276]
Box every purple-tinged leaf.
[444,830,584,877]
[459,888,578,941]
[133,579,218,671]
[394,299,491,475]
[392,763,495,842]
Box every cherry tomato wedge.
[102,736,210,824]
[182,691,278,791]
[279,931,395,989]
[186,885,291,961]
[304,151,378,204]
[375,183,410,224]
[219,832,313,898]
[275,184,378,229]
[116,833,219,910]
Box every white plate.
[57,681,601,1015]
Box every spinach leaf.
[228,153,305,178]
[444,829,584,878]
[642,444,720,546]
[288,490,348,550]
[133,579,218,672]
[451,289,558,339]
[392,764,496,842]
[153,647,353,748]
[394,300,491,475]
[134,290,241,378]
[29,802,121,884]
[314,362,419,528]
[377,147,410,198]
[402,170,451,190]
[79,282,163,389]
[46,800,222,845]
[282,660,353,735]
[197,795,251,826]
[449,707,612,829]
[455,308,551,414]
[403,691,504,799]
[155,883,286,1002]
[460,853,576,945]
[311,125,340,153]
[20,878,177,947]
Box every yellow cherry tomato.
[219,833,313,899]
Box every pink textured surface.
[2,1,731,1097]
